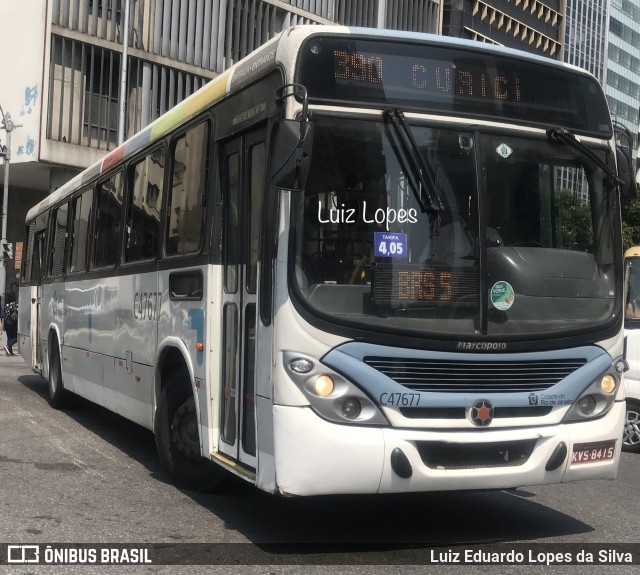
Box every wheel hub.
[623,408,640,446]
[171,398,201,460]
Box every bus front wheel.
[154,373,226,492]
[623,399,640,453]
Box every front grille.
[364,357,587,393]
[416,439,536,470]
[399,406,553,419]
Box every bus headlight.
[283,351,388,425]
[314,375,334,397]
[600,374,617,394]
[562,372,619,423]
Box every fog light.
[342,398,361,419]
[578,395,597,415]
[290,358,313,374]
[600,375,617,394]
[314,375,334,397]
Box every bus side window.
[49,202,69,277]
[22,223,35,284]
[94,171,124,268]
[32,229,47,285]
[126,147,165,262]
[166,121,209,256]
[68,188,94,274]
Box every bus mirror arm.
[612,120,638,202]
[272,84,314,192]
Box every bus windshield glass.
[292,115,618,338]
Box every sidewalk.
[0,344,26,368]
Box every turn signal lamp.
[290,358,313,374]
[314,375,334,397]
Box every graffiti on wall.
[15,83,38,158]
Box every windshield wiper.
[383,108,444,213]
[546,127,623,186]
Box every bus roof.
[625,247,640,259]
[27,25,604,222]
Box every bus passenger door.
[217,129,266,469]
[30,229,47,373]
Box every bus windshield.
[292,115,619,338]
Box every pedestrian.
[3,302,17,356]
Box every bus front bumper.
[271,402,624,496]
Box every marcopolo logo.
[491,281,515,311]
[457,342,507,350]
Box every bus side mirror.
[617,145,637,201]
[272,119,313,192]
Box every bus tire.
[623,399,640,453]
[48,341,67,409]
[154,373,226,492]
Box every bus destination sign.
[297,36,611,138]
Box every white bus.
[19,26,637,495]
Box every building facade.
[559,0,610,199]
[441,0,565,59]
[0,0,442,299]
[606,0,640,155]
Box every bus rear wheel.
[48,341,67,409]
[154,373,227,492]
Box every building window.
[89,0,122,19]
[83,46,120,147]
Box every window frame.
[48,201,71,279]
[67,186,96,276]
[92,168,126,270]
[163,116,212,260]
[123,142,167,266]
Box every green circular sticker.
[491,281,515,310]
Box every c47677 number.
[379,392,421,407]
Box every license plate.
[571,440,616,464]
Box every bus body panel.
[625,329,640,397]
[273,405,386,495]
[272,402,623,496]
[158,265,210,455]
[17,287,33,368]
